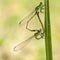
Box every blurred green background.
[0,0,60,60]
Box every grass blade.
[44,0,53,60]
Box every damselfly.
[14,2,45,51]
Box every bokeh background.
[0,0,60,60]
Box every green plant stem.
[44,0,53,60]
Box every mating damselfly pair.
[13,2,45,51]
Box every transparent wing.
[19,10,35,25]
[13,35,34,51]
[19,2,44,27]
